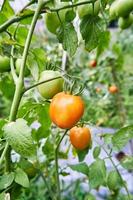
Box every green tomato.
[110,0,133,19]
[0,55,10,73]
[78,0,100,19]
[38,70,64,99]
[45,3,68,34]
[118,14,133,29]
[16,58,30,76]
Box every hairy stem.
[4,0,45,172]
[55,129,68,200]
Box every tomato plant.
[0,0,133,200]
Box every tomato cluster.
[110,0,133,29]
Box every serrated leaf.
[97,31,110,58]
[107,170,123,191]
[15,168,29,188]
[69,162,89,176]
[3,118,35,157]
[120,156,133,170]
[89,159,106,189]
[112,125,133,151]
[57,22,78,56]
[1,0,14,19]
[0,172,14,191]
[80,15,104,52]
[93,146,101,159]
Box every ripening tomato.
[78,0,100,18]
[16,58,30,76]
[89,60,97,68]
[69,126,91,150]
[118,14,133,29]
[38,70,64,99]
[108,85,118,94]
[49,92,84,129]
[0,55,10,73]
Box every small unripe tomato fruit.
[16,58,30,76]
[89,60,97,68]
[78,0,100,18]
[118,14,133,29]
[49,92,84,129]
[38,70,64,99]
[0,56,10,73]
[108,85,118,94]
[110,0,133,19]
[69,126,91,150]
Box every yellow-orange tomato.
[109,85,118,94]
[89,60,97,68]
[69,126,91,150]
[49,92,84,129]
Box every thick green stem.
[4,0,45,172]
[55,129,68,200]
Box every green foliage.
[112,125,133,150]
[80,16,104,52]
[15,168,29,188]
[93,146,101,159]
[3,118,36,157]
[0,172,14,191]
[69,162,89,176]
[107,170,123,191]
[57,22,78,56]
[88,158,106,189]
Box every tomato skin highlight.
[49,92,84,129]
[38,70,64,99]
[108,85,118,94]
[70,126,91,150]
[0,56,10,73]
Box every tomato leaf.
[3,118,36,157]
[120,155,133,170]
[107,170,123,191]
[112,125,133,150]
[88,158,106,189]
[96,31,110,58]
[93,146,101,159]
[69,162,89,176]
[80,15,104,52]
[15,168,29,188]
[0,172,14,191]
[57,22,78,56]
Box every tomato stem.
[55,129,69,200]
[4,0,45,172]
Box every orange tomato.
[69,126,91,150]
[89,60,97,68]
[108,85,118,94]
[49,92,84,129]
